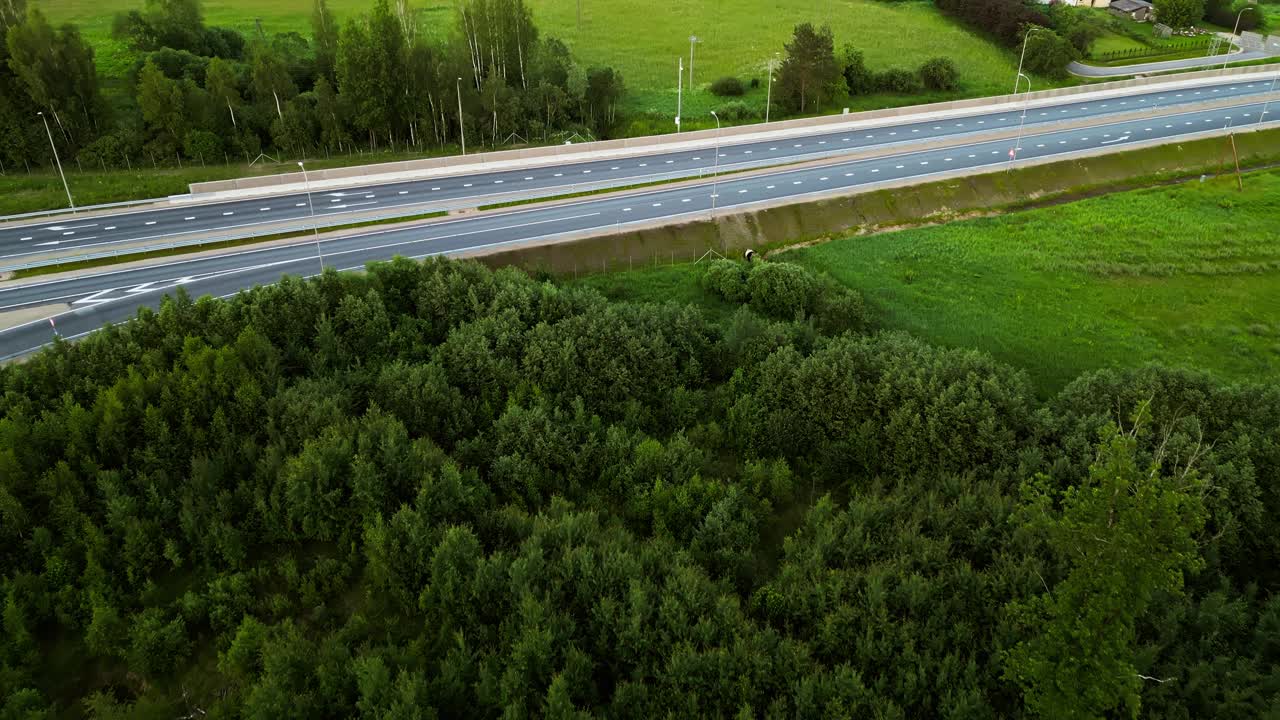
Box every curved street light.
[298,161,323,271]
[1013,26,1047,95]
[1223,7,1255,70]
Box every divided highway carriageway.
[1,74,1277,266]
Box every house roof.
[1111,0,1152,11]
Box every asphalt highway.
[0,75,1276,265]
[1,96,1275,362]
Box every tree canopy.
[0,254,1277,716]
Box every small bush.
[714,100,757,122]
[814,285,869,336]
[875,68,921,94]
[918,57,959,91]
[710,76,746,97]
[702,259,750,303]
[750,77,761,89]
[183,130,223,162]
[747,262,819,319]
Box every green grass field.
[39,0,1031,130]
[571,171,1280,394]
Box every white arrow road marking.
[73,288,118,306]
[324,201,377,211]
[1100,135,1130,145]
[45,224,97,231]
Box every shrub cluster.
[710,76,746,96]
[701,258,866,332]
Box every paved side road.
[1070,49,1277,78]
[0,97,1275,362]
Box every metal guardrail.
[0,196,182,225]
[3,102,1277,275]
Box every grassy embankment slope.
[574,170,1280,393]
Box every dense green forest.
[0,0,627,174]
[0,256,1277,717]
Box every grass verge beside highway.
[570,168,1280,394]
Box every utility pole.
[38,112,75,214]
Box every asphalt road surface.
[1069,50,1278,78]
[1,76,1276,266]
[1,96,1275,362]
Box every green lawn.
[570,171,1280,394]
[39,0,1033,131]
[1090,29,1147,56]
[790,172,1280,392]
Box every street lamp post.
[676,57,684,133]
[1009,73,1032,170]
[710,111,720,213]
[1260,72,1279,127]
[1224,7,1255,70]
[1013,27,1044,95]
[456,77,466,155]
[765,53,779,125]
[38,112,75,214]
[298,161,324,271]
[689,35,699,89]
